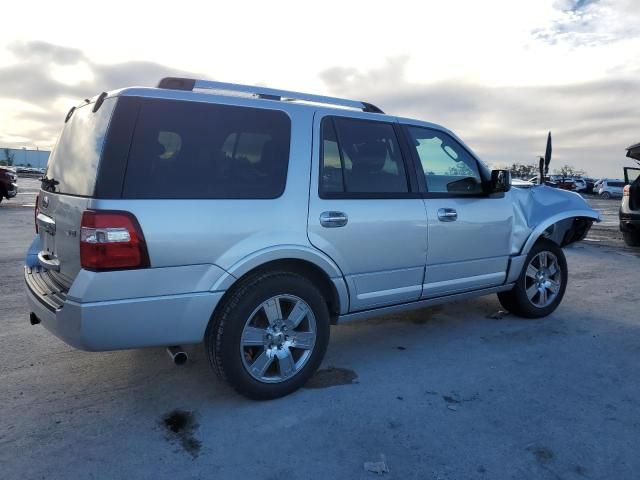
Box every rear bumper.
[26,282,224,351]
[25,261,227,351]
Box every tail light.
[34,194,39,233]
[623,185,630,197]
[80,210,150,271]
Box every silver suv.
[25,78,599,399]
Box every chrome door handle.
[437,208,458,222]
[320,211,348,228]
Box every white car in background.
[597,179,625,199]
[511,178,534,188]
[572,178,587,192]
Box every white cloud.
[0,0,638,176]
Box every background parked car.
[598,179,625,199]
[619,143,640,246]
[593,178,604,191]
[528,175,575,190]
[572,177,587,192]
[15,167,46,177]
[511,178,534,188]
[550,175,577,191]
[0,166,18,203]
[583,177,596,194]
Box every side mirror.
[489,169,511,193]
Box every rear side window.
[320,116,409,196]
[45,98,117,196]
[608,181,624,187]
[123,99,291,199]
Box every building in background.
[0,147,50,169]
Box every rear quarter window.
[122,99,291,199]
[45,98,117,196]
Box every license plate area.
[37,213,57,256]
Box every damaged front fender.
[510,185,600,256]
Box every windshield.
[44,98,116,196]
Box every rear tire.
[205,271,330,400]
[498,239,568,318]
[622,231,640,247]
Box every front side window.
[407,126,483,195]
[320,117,409,195]
[123,99,291,199]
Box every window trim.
[400,124,492,199]
[318,115,420,200]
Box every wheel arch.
[211,246,349,322]
[520,210,599,255]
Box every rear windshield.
[122,99,291,199]
[45,98,116,196]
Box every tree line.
[497,162,587,179]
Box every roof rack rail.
[156,77,384,114]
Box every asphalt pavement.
[1,178,638,479]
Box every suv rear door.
[307,113,427,311]
[36,97,118,281]
[401,124,512,298]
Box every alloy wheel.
[524,251,562,308]
[240,294,317,383]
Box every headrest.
[351,141,387,171]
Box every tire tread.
[205,270,329,399]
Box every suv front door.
[308,114,427,312]
[403,125,512,298]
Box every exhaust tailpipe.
[166,346,188,366]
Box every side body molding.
[210,244,350,314]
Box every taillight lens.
[80,210,150,271]
[623,185,630,197]
[34,194,39,233]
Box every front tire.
[601,191,611,199]
[498,239,568,318]
[205,271,330,400]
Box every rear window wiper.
[41,176,59,192]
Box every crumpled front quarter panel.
[508,186,600,254]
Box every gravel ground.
[1,179,638,479]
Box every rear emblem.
[42,196,49,208]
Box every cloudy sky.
[1,0,638,177]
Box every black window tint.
[320,117,409,195]
[123,99,290,199]
[407,126,483,195]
